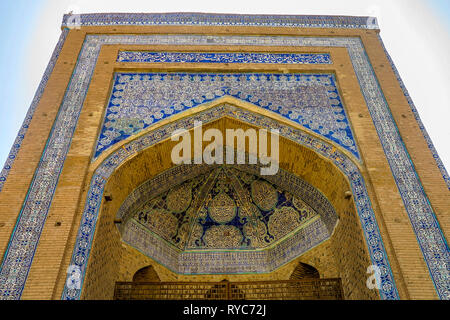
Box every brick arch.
[290,262,320,280]
[61,103,399,300]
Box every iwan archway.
[61,100,399,300]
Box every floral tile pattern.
[0,15,447,300]
[63,103,398,300]
[95,72,359,159]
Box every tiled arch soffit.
[0,14,448,301]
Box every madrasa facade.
[0,13,448,300]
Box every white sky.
[4,0,450,179]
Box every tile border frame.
[61,13,379,29]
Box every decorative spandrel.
[96,72,359,159]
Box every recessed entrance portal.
[113,262,343,300]
[78,115,380,300]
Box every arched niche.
[290,262,320,279]
[62,103,397,301]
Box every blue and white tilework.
[117,51,332,64]
[61,13,378,29]
[95,72,358,159]
[0,30,448,300]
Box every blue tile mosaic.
[117,51,332,64]
[125,166,331,250]
[95,72,359,159]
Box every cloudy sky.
[0,0,448,177]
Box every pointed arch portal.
[62,101,398,300]
[0,14,447,302]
